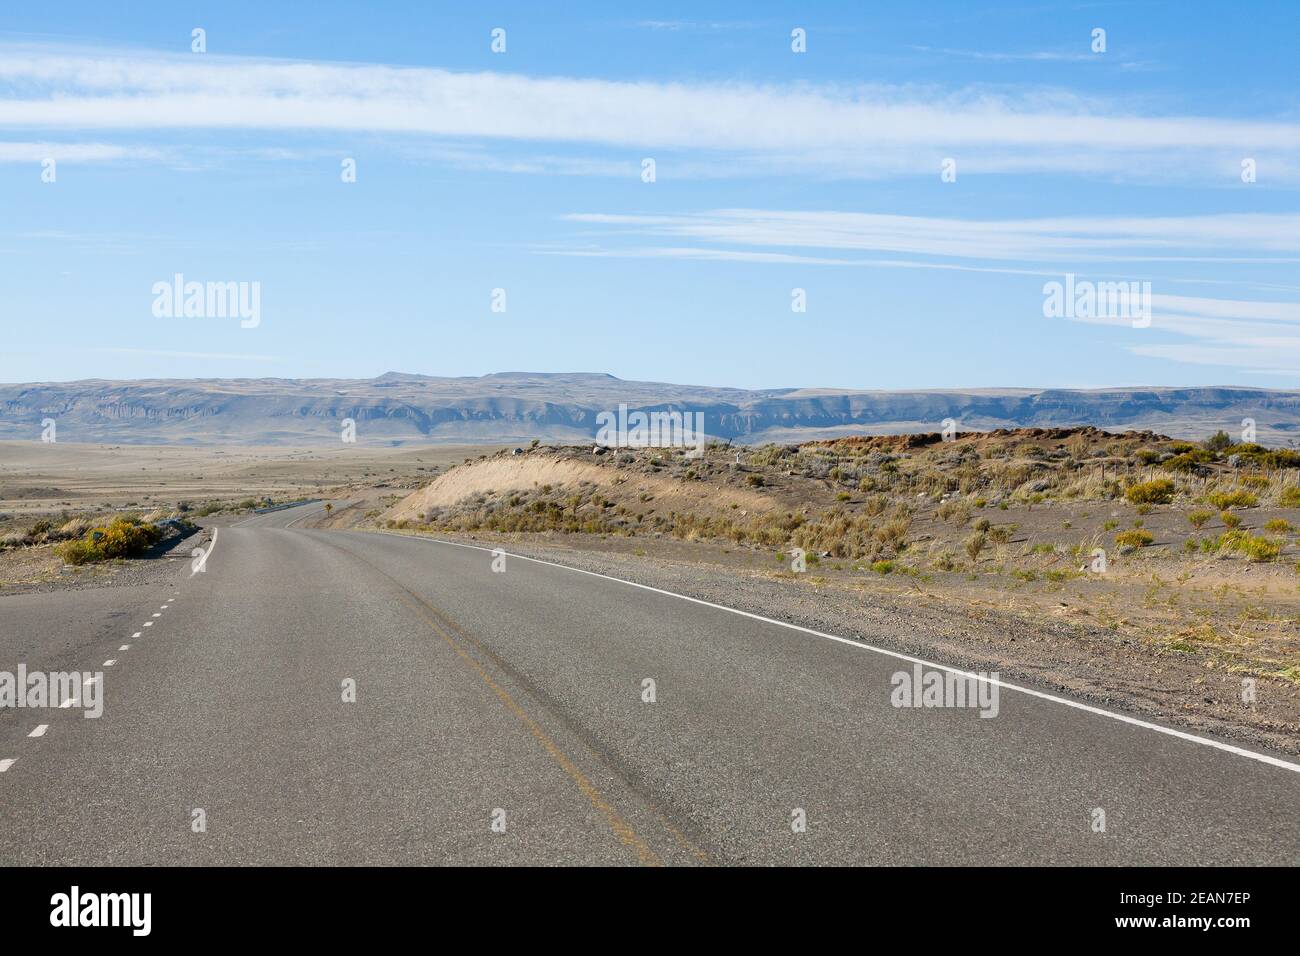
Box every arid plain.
[4,429,1298,757]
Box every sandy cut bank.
[384,451,777,524]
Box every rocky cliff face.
[1,373,1295,445]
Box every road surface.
[1,502,1296,865]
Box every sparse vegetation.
[1114,529,1154,549]
[1204,430,1232,453]
[1217,531,1282,563]
[1208,490,1258,510]
[1125,478,1174,505]
[55,516,164,565]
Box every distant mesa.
[0,373,1295,447]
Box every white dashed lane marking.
[3,594,179,778]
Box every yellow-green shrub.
[1125,479,1174,505]
[55,517,163,565]
[1114,529,1154,548]
[1217,530,1282,562]
[1208,489,1258,509]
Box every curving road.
[1,502,1296,865]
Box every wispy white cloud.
[909,44,1162,73]
[1048,293,1300,374]
[1128,342,1300,375]
[561,209,1300,262]
[558,208,1300,374]
[0,43,1296,181]
[0,141,159,162]
[411,144,638,177]
[634,20,757,32]
[539,244,1067,277]
[909,45,1097,62]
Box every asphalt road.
[1,502,1297,865]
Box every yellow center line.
[394,591,663,867]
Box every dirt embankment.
[383,452,776,524]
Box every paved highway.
[1,502,1296,865]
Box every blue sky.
[2,0,1298,390]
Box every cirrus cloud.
[1,43,1297,182]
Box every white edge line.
[191,526,218,576]
[371,530,1300,775]
[284,506,323,530]
[235,500,323,529]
